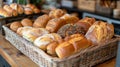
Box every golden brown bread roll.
[85,21,114,44]
[34,33,62,51]
[79,17,95,25]
[57,24,86,38]
[3,5,18,16]
[56,34,92,58]
[17,26,32,36]
[24,7,33,15]
[0,8,11,17]
[49,9,66,19]
[10,3,24,14]
[55,42,75,58]
[47,41,59,56]
[21,18,33,26]
[22,28,49,42]
[46,18,66,33]
[10,21,23,32]
[26,4,37,10]
[33,8,40,13]
[60,14,79,24]
[33,15,50,28]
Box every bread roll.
[21,18,33,26]
[79,17,95,25]
[10,21,23,32]
[47,41,59,56]
[46,18,66,33]
[17,26,32,36]
[33,15,50,28]
[24,7,33,15]
[10,3,24,14]
[68,36,91,52]
[56,34,92,58]
[34,33,62,51]
[33,8,40,13]
[60,14,79,24]
[57,24,86,38]
[55,42,75,58]
[23,28,49,42]
[3,5,18,16]
[0,8,11,17]
[85,21,114,44]
[49,9,66,19]
[26,4,36,10]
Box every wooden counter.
[0,34,116,67]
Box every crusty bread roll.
[24,7,33,15]
[21,18,33,26]
[10,21,23,32]
[33,8,40,13]
[33,14,50,28]
[49,9,66,19]
[85,21,114,44]
[0,8,11,17]
[23,28,49,42]
[47,41,59,56]
[3,5,18,16]
[57,24,86,38]
[56,34,92,58]
[34,33,62,51]
[10,3,24,14]
[60,14,79,24]
[55,42,75,58]
[79,17,95,25]
[46,18,66,33]
[26,4,36,10]
[17,26,32,36]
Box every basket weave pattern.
[2,24,119,67]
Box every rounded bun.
[17,26,32,36]
[79,17,95,25]
[55,42,75,58]
[34,33,62,51]
[60,14,79,24]
[23,28,49,42]
[33,8,40,13]
[49,9,66,19]
[47,41,59,56]
[21,18,33,26]
[10,21,23,32]
[26,4,36,10]
[57,24,86,38]
[33,14,50,28]
[24,7,33,15]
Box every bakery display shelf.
[0,12,45,35]
[2,23,120,67]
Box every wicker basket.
[2,24,120,67]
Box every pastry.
[33,8,40,13]
[10,21,23,32]
[26,4,36,10]
[33,14,50,28]
[21,18,33,26]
